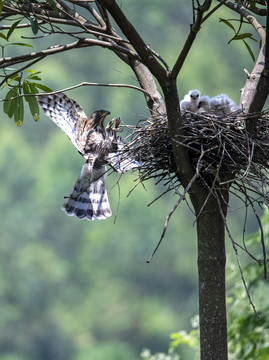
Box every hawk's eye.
[98,111,103,116]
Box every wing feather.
[37,92,87,151]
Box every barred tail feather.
[62,177,112,220]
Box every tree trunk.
[163,82,228,359]
[195,193,228,360]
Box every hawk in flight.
[38,92,138,221]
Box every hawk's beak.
[102,110,110,118]
[100,110,110,123]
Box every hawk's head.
[91,110,111,125]
[198,95,211,111]
[189,89,201,101]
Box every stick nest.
[119,111,269,289]
[122,111,269,208]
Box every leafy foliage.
[140,317,199,360]
[219,17,259,62]
[0,12,52,125]
[2,70,52,126]
[169,328,199,352]
[227,208,269,360]
[141,348,180,360]
[141,209,269,360]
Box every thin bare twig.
[147,171,199,263]
[0,81,153,101]
[0,55,46,88]
[0,38,140,69]
[171,0,212,80]
[216,191,260,317]
[98,0,168,86]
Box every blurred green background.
[0,1,268,359]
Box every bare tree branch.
[2,2,101,31]
[97,0,168,86]
[0,38,140,69]
[0,56,46,87]
[222,1,269,120]
[0,81,153,101]
[171,0,213,81]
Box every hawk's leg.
[106,117,121,136]
[106,117,121,152]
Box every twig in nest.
[117,110,269,284]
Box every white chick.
[210,93,240,115]
[180,89,201,113]
[198,93,240,115]
[197,95,211,112]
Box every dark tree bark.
[228,0,269,129]
[162,81,228,360]
[195,193,228,360]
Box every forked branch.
[97,0,168,86]
[171,0,213,80]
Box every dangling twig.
[216,191,260,318]
[147,171,199,263]
[118,110,269,275]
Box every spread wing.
[37,92,87,152]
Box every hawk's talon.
[106,117,121,132]
[106,119,115,131]
[114,117,121,131]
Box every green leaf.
[0,0,7,15]
[22,81,28,94]
[169,330,199,350]
[8,42,33,47]
[2,73,20,88]
[27,75,41,81]
[27,83,39,94]
[13,96,24,126]
[232,33,253,40]
[10,73,20,82]
[30,82,53,92]
[3,87,17,117]
[47,0,58,12]
[25,70,42,81]
[4,97,16,118]
[28,96,40,122]
[0,32,8,41]
[7,19,22,40]
[219,18,236,32]
[243,39,255,62]
[3,90,13,115]
[26,70,42,75]
[23,82,40,122]
[30,17,39,35]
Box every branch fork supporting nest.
[118,111,269,285]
